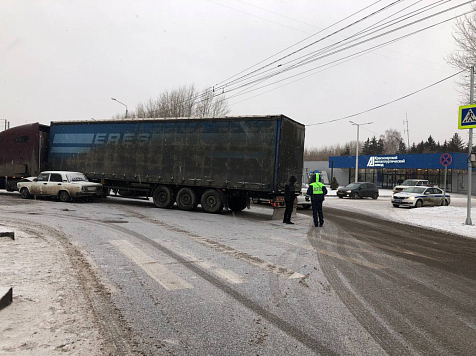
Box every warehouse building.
[305,152,474,193]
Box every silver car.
[392,186,450,208]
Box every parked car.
[337,182,379,199]
[393,179,431,193]
[297,186,311,209]
[17,171,103,202]
[391,186,450,208]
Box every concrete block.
[0,227,14,240]
[0,287,13,310]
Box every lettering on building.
[367,156,406,167]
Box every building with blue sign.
[319,152,471,192]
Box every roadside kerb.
[0,226,14,240]
[0,287,13,310]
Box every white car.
[393,179,431,193]
[392,186,450,208]
[297,186,311,209]
[17,171,103,202]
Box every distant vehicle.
[393,179,431,193]
[391,186,450,208]
[17,171,103,202]
[297,186,311,209]
[337,182,379,199]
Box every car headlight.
[346,190,351,193]
[406,197,414,200]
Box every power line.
[220,0,464,93]
[305,70,464,127]
[205,0,312,34]
[214,0,404,90]
[157,1,440,112]
[223,9,472,104]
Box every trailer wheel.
[20,188,31,199]
[228,196,246,212]
[176,188,197,211]
[153,185,175,208]
[200,189,223,213]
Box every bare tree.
[380,128,403,154]
[447,4,476,104]
[112,84,230,119]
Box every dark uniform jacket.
[284,181,296,203]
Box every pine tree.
[330,176,339,190]
[448,133,465,152]
[397,139,406,154]
[362,138,371,155]
[426,135,437,152]
[377,138,385,155]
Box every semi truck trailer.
[1,115,305,213]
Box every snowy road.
[1,192,476,355]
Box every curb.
[0,287,13,310]
[0,228,14,240]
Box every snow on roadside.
[324,189,476,239]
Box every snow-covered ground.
[323,188,476,239]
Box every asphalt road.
[303,206,476,356]
[1,192,476,355]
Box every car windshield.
[402,187,426,193]
[66,173,88,182]
[345,183,361,189]
[401,180,421,186]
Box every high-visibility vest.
[310,182,324,195]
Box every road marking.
[110,240,193,291]
[267,235,386,270]
[187,236,304,279]
[153,240,245,284]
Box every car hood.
[337,187,352,191]
[393,192,424,198]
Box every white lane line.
[153,240,246,284]
[267,235,387,270]
[186,236,304,279]
[110,240,193,291]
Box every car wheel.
[415,199,423,208]
[20,187,31,199]
[372,193,378,200]
[338,195,343,199]
[440,199,449,206]
[351,192,359,199]
[392,204,399,208]
[58,190,71,202]
[252,197,260,204]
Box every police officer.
[307,173,327,227]
[283,175,297,224]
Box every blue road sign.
[459,104,476,129]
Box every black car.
[337,182,379,199]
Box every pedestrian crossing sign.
[459,104,476,129]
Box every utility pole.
[350,121,372,182]
[466,66,474,225]
[403,114,410,150]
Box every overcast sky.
[1,0,474,149]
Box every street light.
[349,121,372,182]
[111,98,128,118]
